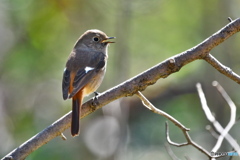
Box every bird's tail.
[71,91,83,137]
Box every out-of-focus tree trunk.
[113,0,132,83]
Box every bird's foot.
[94,92,99,100]
[91,92,100,111]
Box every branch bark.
[204,54,240,84]
[2,18,240,160]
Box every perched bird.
[62,29,115,136]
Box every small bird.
[62,29,115,136]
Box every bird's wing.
[62,68,71,100]
[69,53,106,98]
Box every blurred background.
[0,0,240,159]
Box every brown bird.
[62,29,115,136]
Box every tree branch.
[165,122,221,159]
[136,91,189,131]
[136,91,223,159]
[204,54,240,84]
[196,82,240,155]
[212,81,237,153]
[2,18,240,160]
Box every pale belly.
[83,68,106,96]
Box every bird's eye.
[93,37,99,42]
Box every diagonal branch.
[2,18,240,160]
[136,91,189,131]
[204,54,240,84]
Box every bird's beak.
[101,37,115,43]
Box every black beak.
[101,37,115,43]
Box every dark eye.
[93,37,99,42]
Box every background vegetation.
[0,0,240,159]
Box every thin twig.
[60,133,67,140]
[196,83,240,155]
[137,90,232,159]
[204,54,240,84]
[136,91,189,131]
[211,81,237,153]
[165,122,214,159]
[228,17,233,22]
[136,91,214,158]
[165,122,188,147]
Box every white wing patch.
[85,66,94,73]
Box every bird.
[62,29,115,136]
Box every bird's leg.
[94,92,99,100]
[91,92,100,111]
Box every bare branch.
[211,81,237,152]
[165,122,215,159]
[165,122,188,147]
[137,83,238,159]
[196,83,215,122]
[60,133,67,140]
[204,54,240,84]
[2,18,240,160]
[136,91,189,131]
[2,114,72,160]
[136,91,215,159]
[196,83,240,155]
